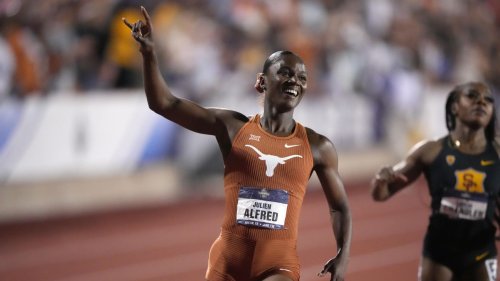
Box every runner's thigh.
[419,256,453,281]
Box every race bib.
[439,191,488,220]
[236,187,289,229]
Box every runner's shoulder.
[408,137,445,164]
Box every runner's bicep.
[157,99,221,135]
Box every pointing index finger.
[141,6,152,26]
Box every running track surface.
[1,180,436,281]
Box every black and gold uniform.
[422,136,500,273]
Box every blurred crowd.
[1,0,499,141]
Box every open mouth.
[283,89,299,97]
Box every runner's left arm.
[309,131,351,281]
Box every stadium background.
[1,0,499,280]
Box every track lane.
[0,181,432,281]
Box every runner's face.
[264,54,308,112]
[454,83,494,129]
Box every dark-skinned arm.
[122,6,224,136]
[309,130,351,281]
[371,140,432,201]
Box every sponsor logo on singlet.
[481,160,495,166]
[236,187,289,229]
[249,134,261,141]
[476,251,490,261]
[446,155,455,165]
[245,144,302,177]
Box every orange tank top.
[221,114,314,240]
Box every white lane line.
[50,240,421,281]
[298,208,426,252]
[0,219,218,271]
[1,185,428,280]
[52,251,209,281]
[300,241,421,280]
[0,206,425,272]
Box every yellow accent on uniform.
[454,168,486,193]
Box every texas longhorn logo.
[245,145,302,177]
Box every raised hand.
[122,6,154,53]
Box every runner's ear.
[255,73,265,93]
